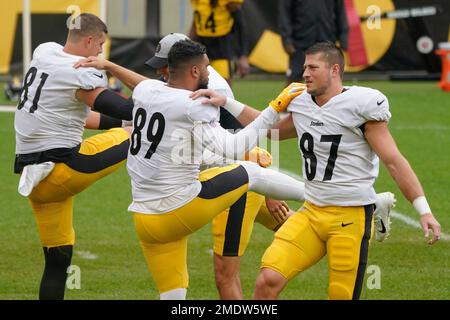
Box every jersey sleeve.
[76,68,108,90]
[132,79,152,101]
[207,66,235,98]
[186,98,221,124]
[32,42,61,60]
[359,90,391,122]
[287,93,306,113]
[192,106,280,160]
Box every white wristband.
[412,196,431,216]
[224,97,245,118]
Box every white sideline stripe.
[278,169,449,241]
[75,250,98,260]
[0,105,16,112]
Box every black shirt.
[279,0,349,50]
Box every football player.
[145,33,294,299]
[194,42,441,300]
[190,0,250,83]
[77,35,397,300]
[77,33,294,299]
[128,39,308,300]
[14,13,139,300]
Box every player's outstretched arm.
[190,88,260,125]
[365,120,442,245]
[191,83,303,139]
[190,82,305,124]
[74,56,148,90]
[269,113,298,140]
[189,84,304,162]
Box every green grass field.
[0,80,449,300]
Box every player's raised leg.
[27,128,130,299]
[212,192,264,299]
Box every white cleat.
[374,192,396,242]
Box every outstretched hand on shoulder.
[269,82,306,112]
[74,56,110,70]
[190,89,227,107]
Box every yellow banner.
[0,0,102,74]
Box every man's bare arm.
[190,88,299,140]
[76,87,106,108]
[365,120,441,244]
[270,113,298,140]
[84,111,101,129]
[74,57,148,90]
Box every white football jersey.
[128,79,279,214]
[201,65,235,166]
[287,86,391,206]
[15,42,107,154]
[207,65,234,99]
[127,79,217,214]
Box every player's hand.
[269,82,306,112]
[237,56,250,78]
[420,213,441,245]
[190,89,227,107]
[265,198,290,224]
[245,147,272,167]
[74,56,110,70]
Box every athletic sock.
[39,245,73,300]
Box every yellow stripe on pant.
[261,200,374,300]
[133,164,252,293]
[29,128,129,248]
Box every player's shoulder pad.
[76,67,108,90]
[187,97,220,123]
[133,79,164,101]
[32,42,62,59]
[287,90,309,112]
[355,86,391,122]
[207,66,234,99]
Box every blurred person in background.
[279,0,348,84]
[190,0,250,84]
